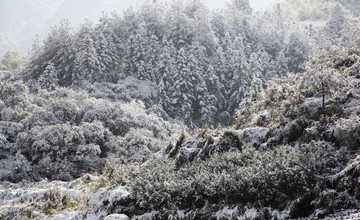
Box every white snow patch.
[108,185,130,203]
[241,208,258,220]
[331,154,360,183]
[104,214,130,220]
[133,211,159,219]
[215,206,238,219]
[49,212,86,220]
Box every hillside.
[2,42,360,219]
[1,0,360,219]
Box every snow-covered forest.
[1,0,360,219]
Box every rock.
[240,127,269,148]
[197,131,241,160]
[216,131,242,152]
[168,133,185,159]
[253,111,271,126]
[330,116,360,149]
[284,118,308,142]
[175,147,200,168]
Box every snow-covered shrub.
[329,115,360,150]
[0,80,180,182]
[0,134,7,150]
[21,107,58,129]
[0,121,24,143]
[130,140,346,218]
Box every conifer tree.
[144,35,161,82]
[213,46,229,112]
[39,62,59,91]
[123,25,148,80]
[96,13,122,78]
[52,20,76,86]
[275,50,288,76]
[170,47,194,127]
[226,35,249,115]
[157,38,175,113]
[201,65,219,126]
[28,20,75,87]
[73,20,100,85]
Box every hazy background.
[0,0,280,57]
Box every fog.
[0,0,280,57]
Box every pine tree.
[285,31,309,73]
[188,46,205,123]
[247,52,264,101]
[274,49,288,77]
[28,20,76,87]
[73,20,100,86]
[95,32,111,81]
[123,25,148,80]
[95,13,122,82]
[168,0,193,50]
[170,47,194,127]
[226,35,249,115]
[189,0,217,55]
[52,20,76,87]
[144,34,161,82]
[201,65,219,126]
[157,38,175,113]
[39,62,59,91]
[213,46,229,112]
[258,49,271,78]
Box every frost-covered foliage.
[122,133,346,219]
[108,44,360,219]
[21,0,357,128]
[0,79,180,182]
[84,76,158,108]
[336,0,360,16]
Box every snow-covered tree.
[285,31,309,73]
[157,38,175,113]
[170,47,194,126]
[95,13,122,81]
[201,65,219,126]
[51,20,76,86]
[73,20,100,85]
[38,62,59,91]
[144,34,161,82]
[226,35,249,115]
[274,50,288,77]
[168,0,193,50]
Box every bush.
[131,141,347,217]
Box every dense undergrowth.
[0,80,180,182]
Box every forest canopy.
[19,0,358,129]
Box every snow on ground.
[0,174,130,220]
